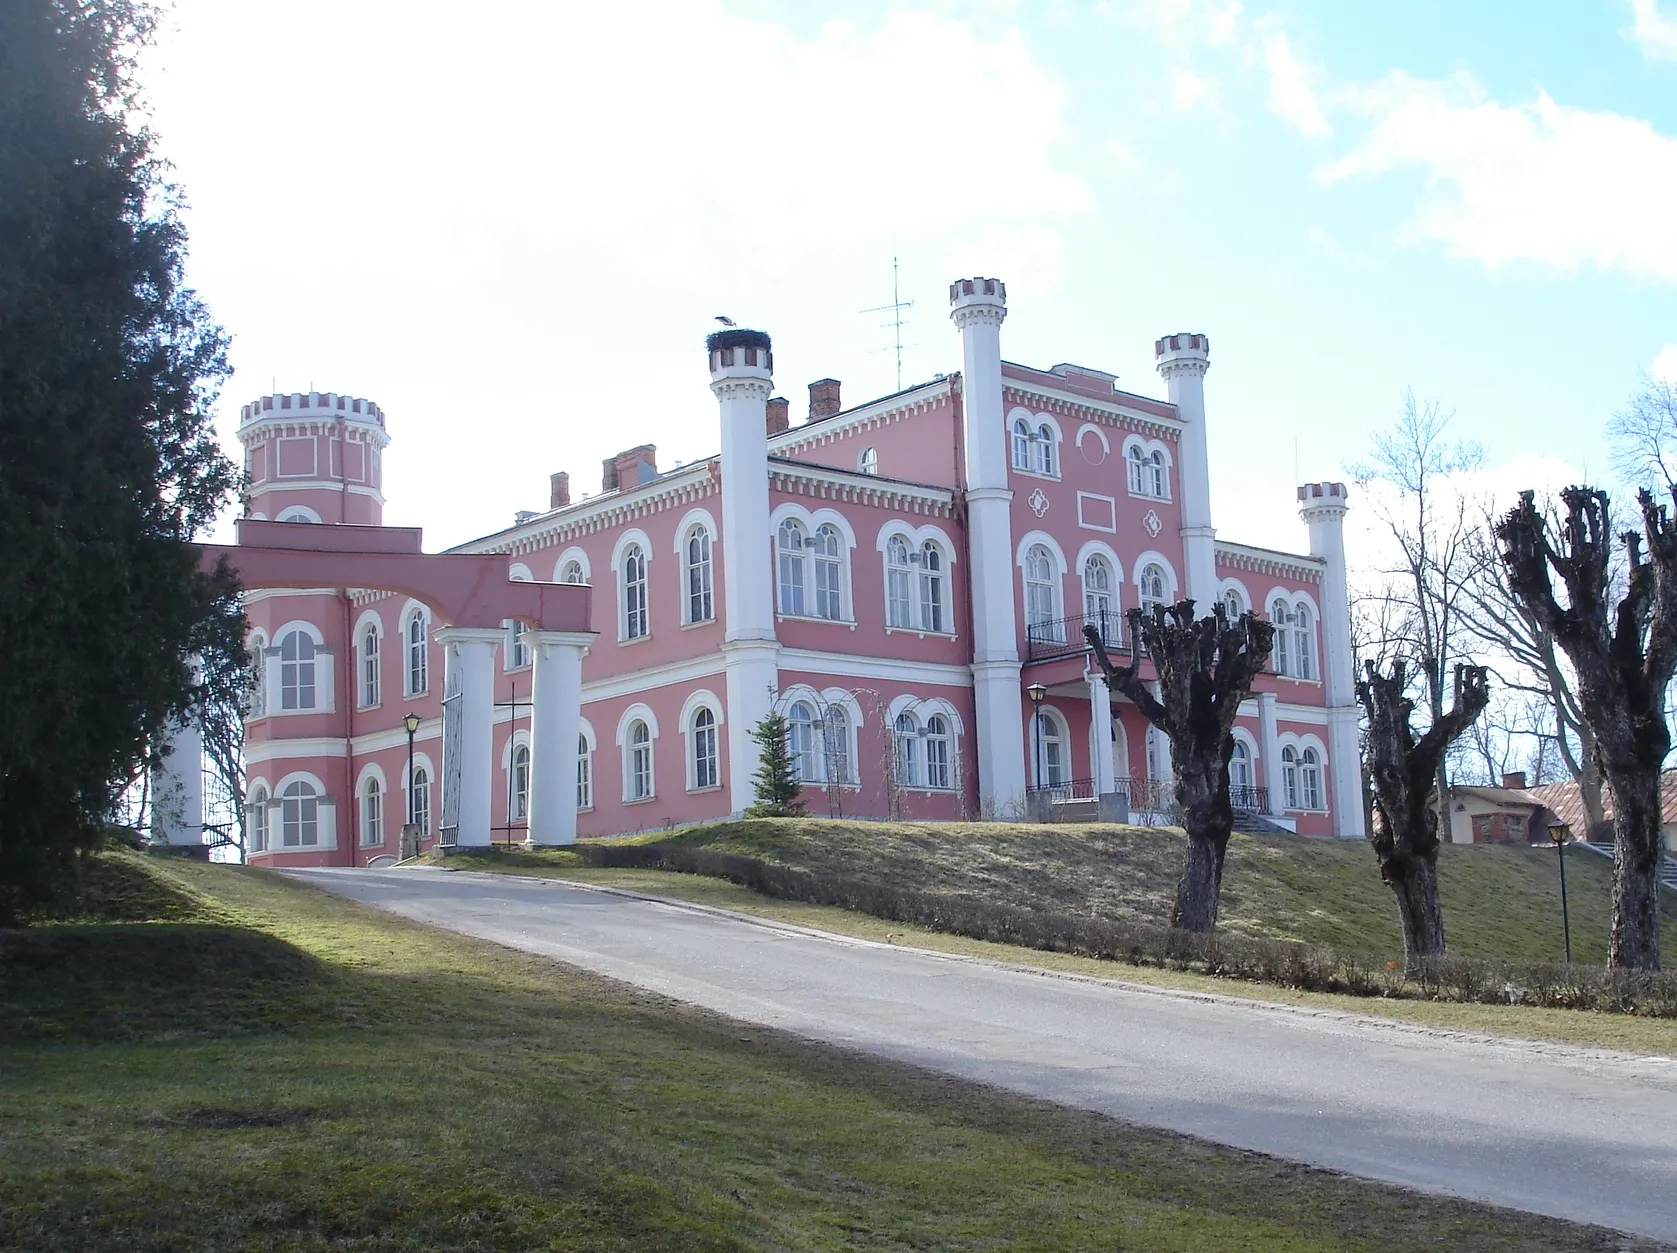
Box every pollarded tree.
[1085,603,1274,932]
[1357,660,1489,972]
[1496,487,1677,971]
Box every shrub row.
[578,841,1677,1018]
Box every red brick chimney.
[766,396,790,435]
[549,471,570,509]
[602,444,657,493]
[1501,771,1528,790]
[808,378,841,421]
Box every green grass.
[1,852,1657,1251]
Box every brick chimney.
[808,378,841,421]
[766,396,790,435]
[603,444,658,493]
[549,471,570,509]
[1501,771,1528,790]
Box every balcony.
[1025,610,1127,663]
[1025,777,1269,817]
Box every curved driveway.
[290,866,1677,1240]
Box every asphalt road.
[290,866,1677,1240]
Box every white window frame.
[679,691,725,792]
[404,605,430,696]
[577,719,596,811]
[359,623,381,707]
[361,777,383,847]
[858,446,879,475]
[617,704,660,802]
[247,631,268,719]
[621,543,649,641]
[1031,706,1069,788]
[777,518,808,618]
[771,505,856,624]
[1008,408,1063,480]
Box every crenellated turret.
[237,391,390,525]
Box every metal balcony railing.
[1025,777,1268,816]
[1229,784,1270,814]
[1025,610,1128,662]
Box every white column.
[1258,690,1284,816]
[437,627,500,848]
[711,329,780,813]
[527,630,590,845]
[151,713,203,847]
[1299,482,1366,838]
[1087,672,1116,796]
[1155,334,1218,609]
[951,277,1027,812]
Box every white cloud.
[1628,0,1677,60]
[1322,73,1677,280]
[1260,32,1330,138]
[1169,66,1220,111]
[1655,346,1677,381]
[1123,0,1244,48]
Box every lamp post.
[1548,820,1573,965]
[1026,683,1047,794]
[402,712,421,847]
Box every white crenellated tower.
[237,391,390,525]
[950,277,1028,812]
[1298,481,1365,838]
[711,328,781,814]
[1154,334,1219,609]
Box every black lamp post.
[1026,683,1048,791]
[403,712,421,830]
[1548,820,1573,965]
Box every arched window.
[627,719,653,800]
[504,617,530,670]
[1084,556,1116,642]
[858,447,879,475]
[1127,444,1147,494]
[1139,562,1167,612]
[1035,423,1056,476]
[787,702,819,783]
[1145,726,1167,784]
[1300,747,1323,809]
[1230,740,1252,791]
[886,535,913,628]
[811,524,843,621]
[1034,712,1066,787]
[559,559,584,584]
[406,611,429,695]
[510,744,530,823]
[777,519,807,617]
[1222,588,1243,622]
[277,506,320,523]
[248,640,267,718]
[278,630,317,711]
[925,714,952,790]
[1012,418,1033,470]
[895,712,920,786]
[1149,449,1166,498]
[685,526,713,624]
[360,626,380,706]
[247,783,268,853]
[918,542,945,633]
[823,706,851,785]
[1271,599,1293,676]
[622,544,649,640]
[1282,745,1300,810]
[1025,545,1059,636]
[410,766,431,835]
[1294,604,1314,680]
[280,779,320,848]
[577,735,593,810]
[361,778,382,847]
[691,707,719,790]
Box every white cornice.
[768,459,954,517]
[1216,541,1324,582]
[583,655,727,703]
[777,648,973,688]
[245,737,350,765]
[451,463,720,557]
[240,418,391,451]
[770,378,954,458]
[1002,382,1182,442]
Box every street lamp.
[1548,820,1573,965]
[402,712,422,832]
[1026,683,1048,793]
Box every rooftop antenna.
[860,246,915,391]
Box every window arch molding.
[1228,727,1260,792]
[1263,587,1323,681]
[1028,703,1072,788]
[678,688,725,792]
[553,547,591,584]
[1276,731,1328,811]
[508,562,535,583]
[1129,550,1180,607]
[1075,539,1126,622]
[499,727,533,823]
[276,504,323,523]
[1006,406,1064,478]
[272,619,332,715]
[769,503,856,623]
[615,702,660,802]
[273,769,334,850]
[1217,578,1252,620]
[1016,530,1069,636]
[1121,435,1174,499]
[355,762,389,849]
[876,521,958,636]
[247,629,270,718]
[776,685,864,786]
[401,751,437,836]
[610,528,654,642]
[672,508,720,626]
[398,599,433,697]
[885,694,965,792]
[247,778,271,853]
[576,717,597,812]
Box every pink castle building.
[219,277,1363,865]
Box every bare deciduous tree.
[1496,487,1677,971]
[1085,603,1273,932]
[1608,374,1677,495]
[1358,661,1490,971]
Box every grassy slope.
[649,818,1676,965]
[1,854,1655,1252]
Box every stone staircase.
[1582,841,1677,891]
[1232,812,1294,835]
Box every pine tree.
[747,712,807,818]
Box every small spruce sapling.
[747,711,808,817]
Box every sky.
[136,0,1677,556]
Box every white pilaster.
[437,627,500,848]
[951,277,1027,812]
[711,330,781,813]
[151,713,203,847]
[527,630,590,845]
[1087,672,1116,796]
[1299,482,1366,838]
[1155,334,1218,609]
[1258,690,1284,816]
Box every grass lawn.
[1,853,1658,1251]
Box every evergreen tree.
[747,712,807,818]
[0,1,244,922]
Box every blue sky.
[141,0,1676,553]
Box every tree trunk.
[1606,768,1664,971]
[1176,832,1227,932]
[1579,742,1608,842]
[1174,760,1233,932]
[1381,853,1445,967]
